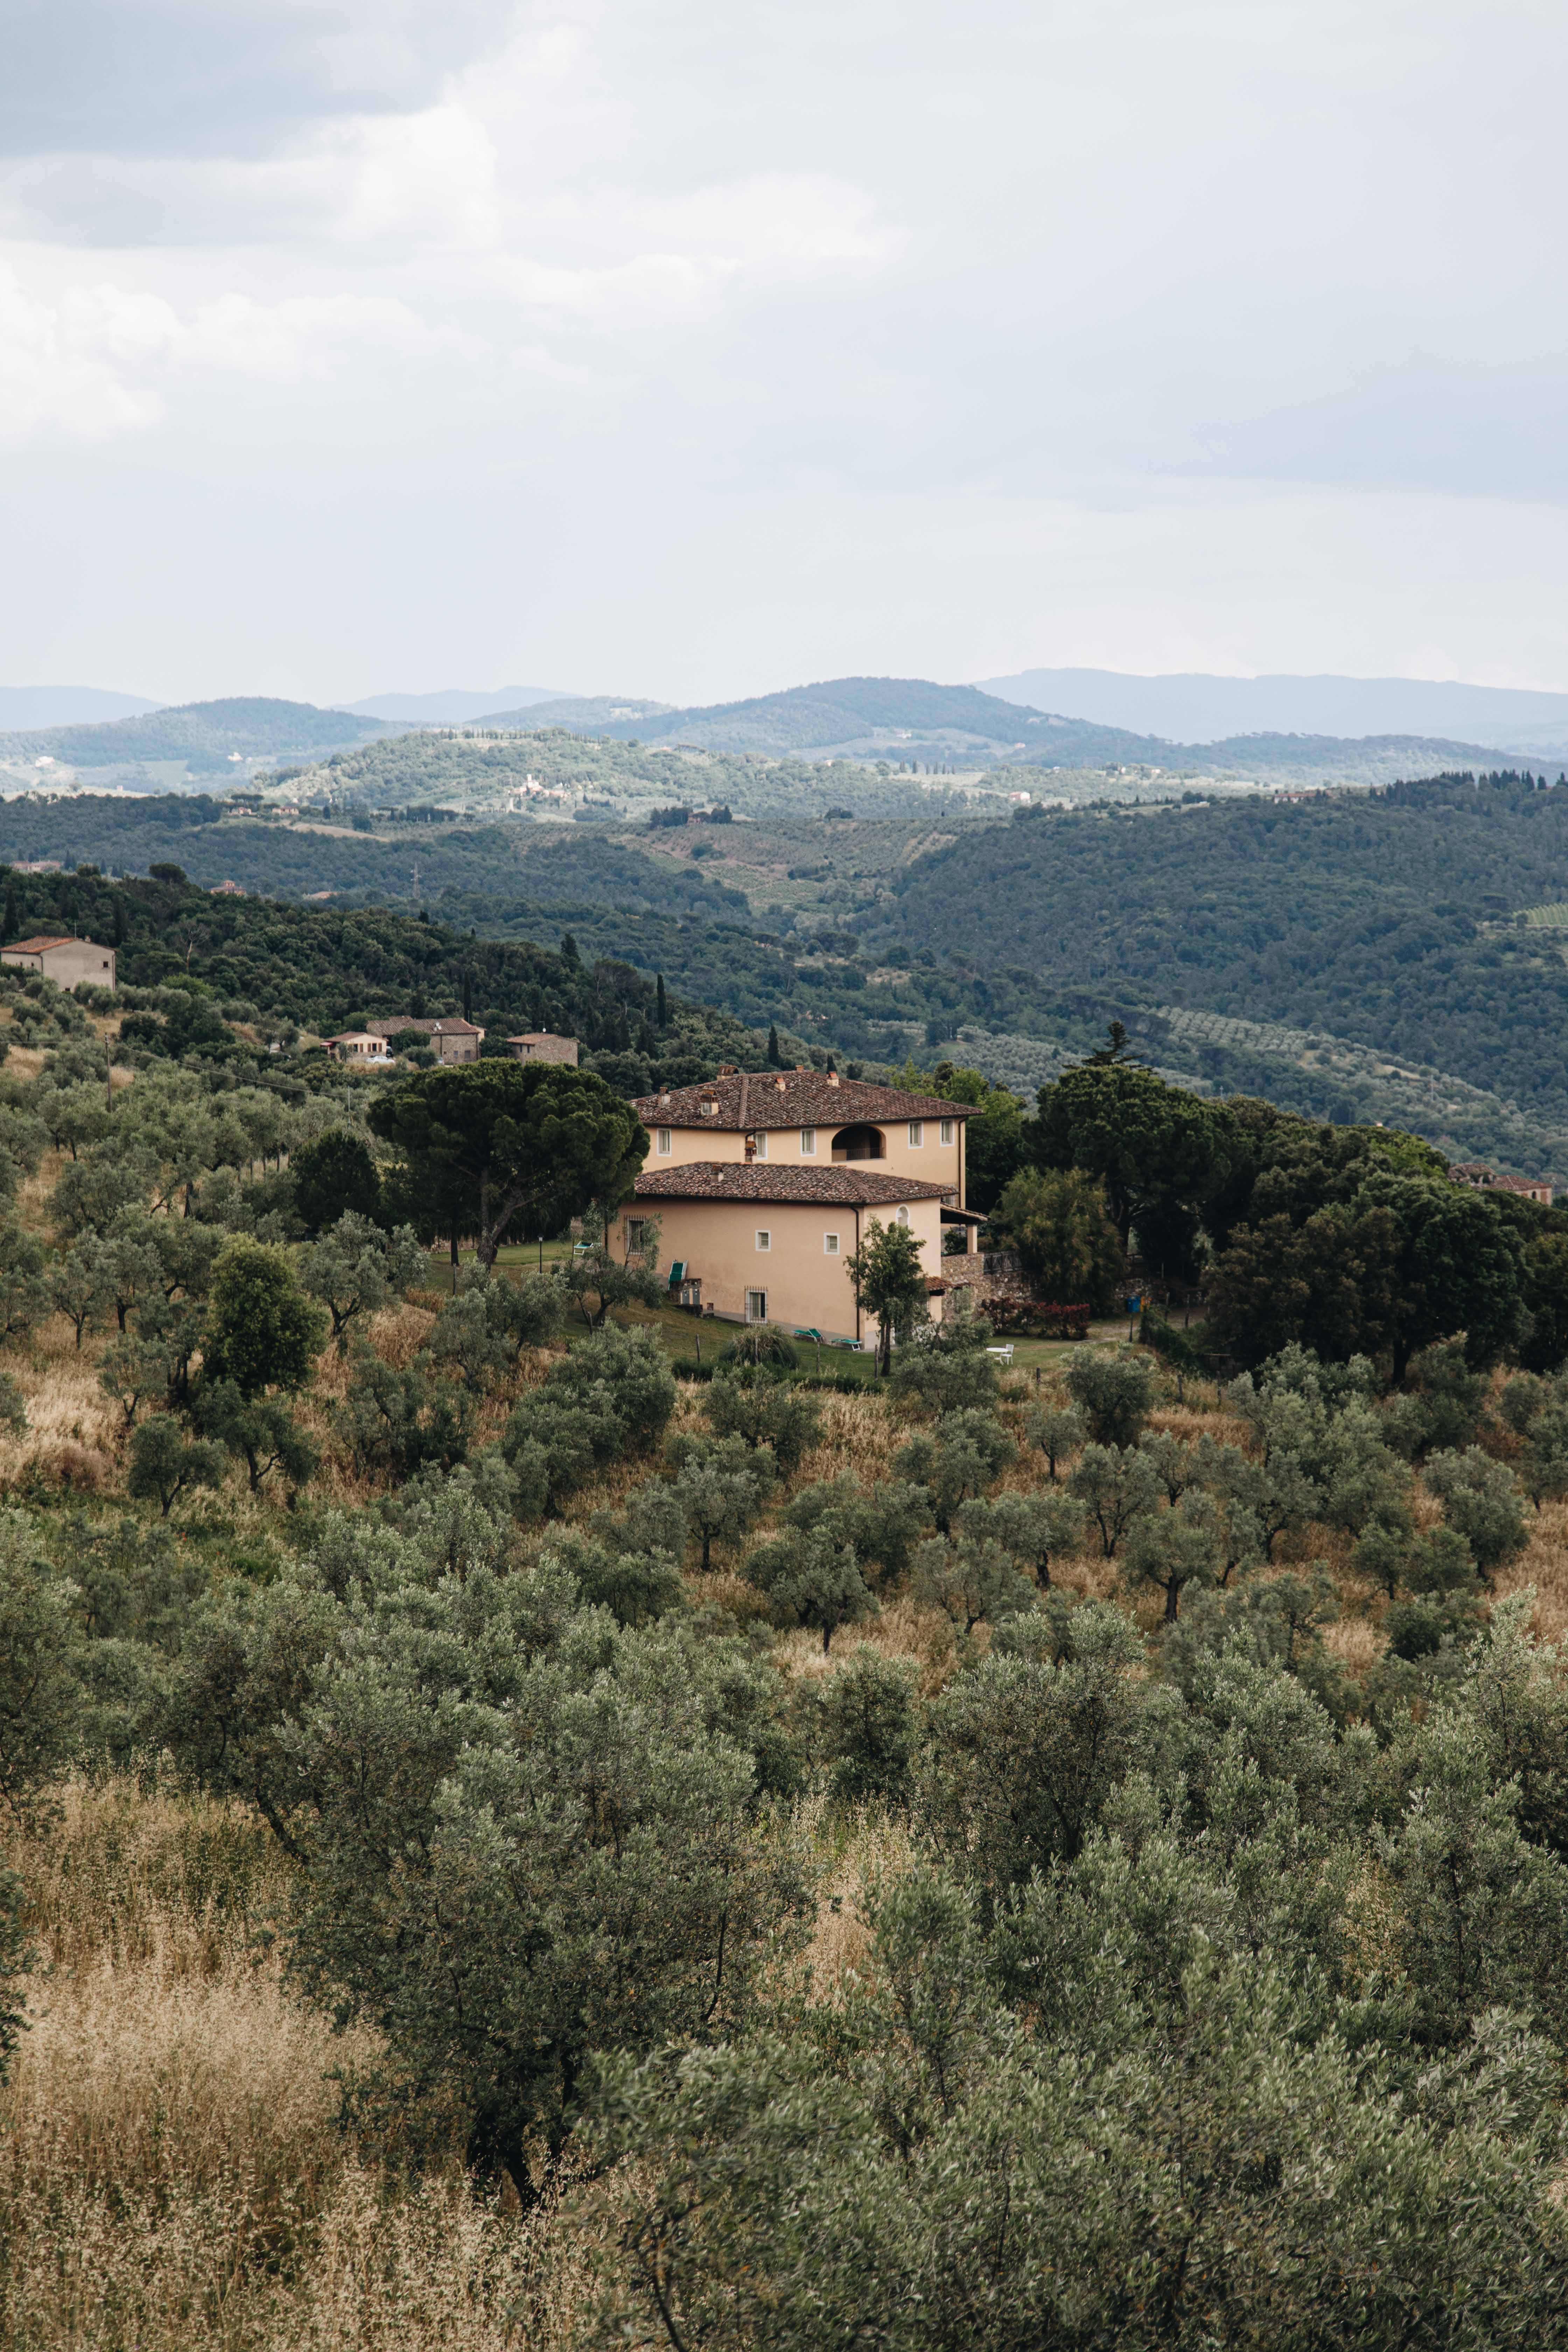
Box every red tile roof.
[633,1068,973,1132]
[2,935,78,954]
[634,1161,954,1207]
[364,1017,483,1037]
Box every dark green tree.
[819,1648,919,1805]
[127,1415,227,1517]
[1063,1348,1156,1448]
[203,1238,327,1397]
[844,1214,929,1374]
[291,1129,382,1232]
[368,1062,645,1270]
[1032,1052,1230,1255]
[993,1167,1124,1311]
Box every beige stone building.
[365,1017,484,1063]
[623,1067,983,1340]
[1,934,116,990]
[506,1032,579,1065]
[623,1162,969,1344]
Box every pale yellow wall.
[646,1125,750,1169]
[648,1115,964,1200]
[622,1194,944,1343]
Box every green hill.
[867,770,1568,1140]
[0,793,754,924]
[0,696,389,773]
[0,862,769,1084]
[485,676,1510,779]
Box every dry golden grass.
[791,1801,919,1997]
[0,1315,121,1496]
[0,1782,588,2352]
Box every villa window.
[747,1289,768,1322]
[627,1219,648,1253]
[940,1118,954,1146]
[824,1232,840,1254]
[701,1098,717,1116]
[752,1130,768,1158]
[756,1229,771,1252]
[800,1127,817,1154]
[896,1206,910,1226]
[656,1127,672,1155]
[908,1121,924,1147]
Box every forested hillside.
[872,771,1568,1134]
[0,795,754,922]
[13,765,1568,1169]
[0,865,770,1086]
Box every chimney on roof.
[796,1063,808,1072]
[774,1074,786,1090]
[718,1063,737,1076]
[827,1069,840,1087]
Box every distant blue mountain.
[0,686,162,728]
[980,666,1568,753]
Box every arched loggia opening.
[831,1123,886,1162]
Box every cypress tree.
[655,973,667,1028]
[768,1023,782,1065]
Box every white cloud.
[0,258,458,446]
[339,104,503,248]
[0,266,165,442]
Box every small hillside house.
[506,1032,579,1065]
[325,1031,392,1064]
[625,1067,981,1341]
[1,933,116,990]
[365,1017,485,1063]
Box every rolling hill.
[0,696,391,775]
[484,674,1518,782]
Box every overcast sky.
[3,0,1566,706]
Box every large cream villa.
[624,1066,983,1345]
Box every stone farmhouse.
[624,1067,983,1344]
[1,933,117,990]
[364,1016,484,1064]
[1449,1160,1555,1206]
[506,1032,579,1065]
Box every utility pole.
[105,1033,112,1113]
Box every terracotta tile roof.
[364,1017,483,1037]
[632,1068,974,1132]
[632,1161,955,1207]
[2,934,78,953]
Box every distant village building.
[1,933,116,990]
[506,1032,579,1065]
[10,860,62,875]
[209,880,246,897]
[1449,1160,1554,1206]
[364,1017,484,1063]
[325,1031,393,1064]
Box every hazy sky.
[4,0,1566,705]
